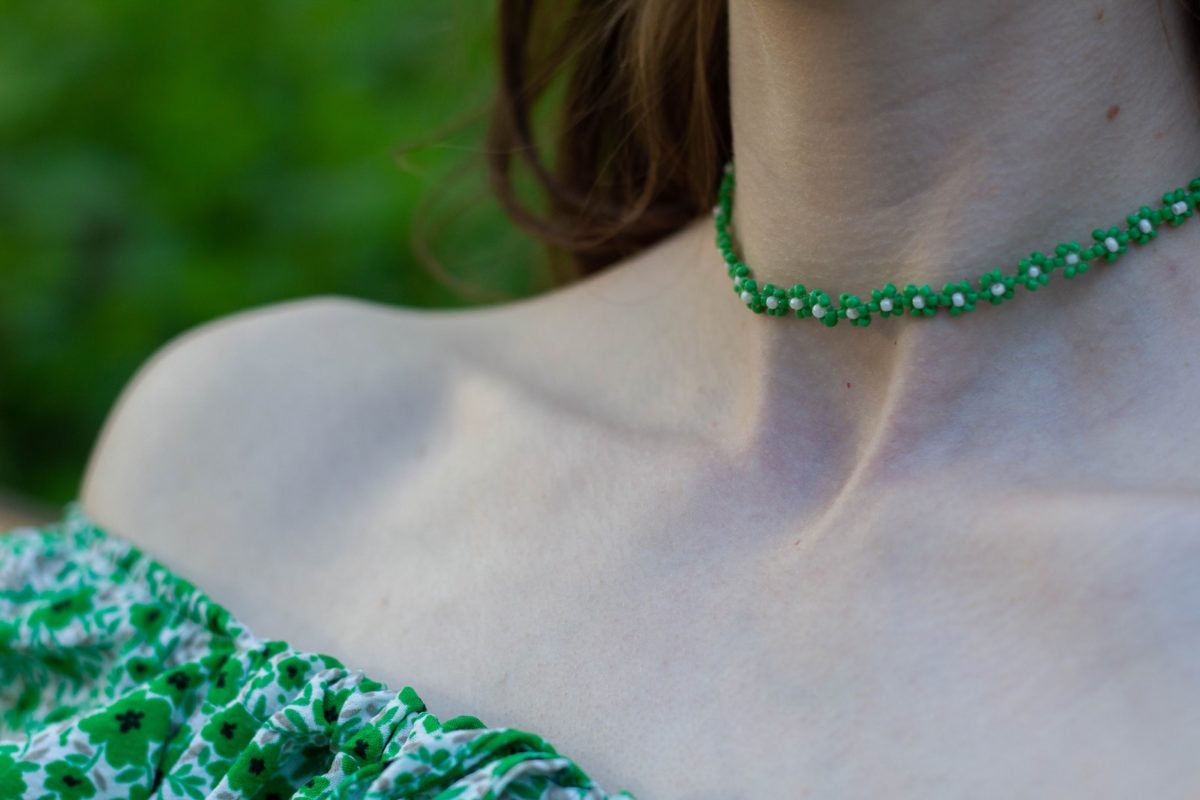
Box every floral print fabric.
[0,502,635,800]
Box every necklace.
[714,160,1200,327]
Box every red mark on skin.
[1106,104,1120,121]
[846,382,852,389]
[1096,8,1104,20]
[1154,129,1165,140]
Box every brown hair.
[486,0,730,280]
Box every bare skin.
[78,0,1200,797]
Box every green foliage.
[0,0,551,506]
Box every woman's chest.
[132,464,1200,798]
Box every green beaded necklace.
[714,160,1200,328]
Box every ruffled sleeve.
[0,502,636,799]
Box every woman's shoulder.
[78,294,493,537]
[78,242,688,530]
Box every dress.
[0,501,636,800]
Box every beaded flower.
[1053,240,1089,279]
[1163,188,1194,227]
[901,283,938,317]
[1091,226,1128,262]
[1016,251,1052,291]
[938,280,978,316]
[977,268,1016,304]
[787,283,811,318]
[760,282,790,316]
[808,289,838,327]
[867,282,905,318]
[1126,206,1158,245]
[837,292,871,327]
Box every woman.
[6,0,1200,797]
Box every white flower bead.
[789,297,804,310]
[990,282,1006,296]
[1172,200,1189,216]
[1104,236,1120,253]
[911,295,925,309]
[1138,219,1153,233]
[1065,252,1080,266]
[1027,266,1041,278]
[740,291,753,303]
[951,292,965,307]
[812,304,826,318]
[846,307,859,319]
[765,296,779,309]
[879,298,894,313]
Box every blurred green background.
[0,0,556,514]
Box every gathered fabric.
[0,502,635,800]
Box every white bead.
[1138,218,1153,233]
[952,292,965,307]
[766,296,779,309]
[1065,252,1080,265]
[911,295,925,309]
[740,291,753,303]
[1104,236,1120,252]
[846,307,859,319]
[789,297,803,310]
[879,298,894,313]
[1027,265,1040,278]
[713,205,722,216]
[990,282,1005,296]
[1172,200,1188,216]
[724,163,734,175]
[812,304,826,318]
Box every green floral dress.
[0,501,636,800]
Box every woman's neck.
[635,0,1200,501]
[729,0,1200,294]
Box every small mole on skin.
[1106,104,1120,121]
[1096,7,1104,20]
[846,382,852,389]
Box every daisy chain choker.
[714,159,1200,328]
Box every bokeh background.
[0,0,557,521]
